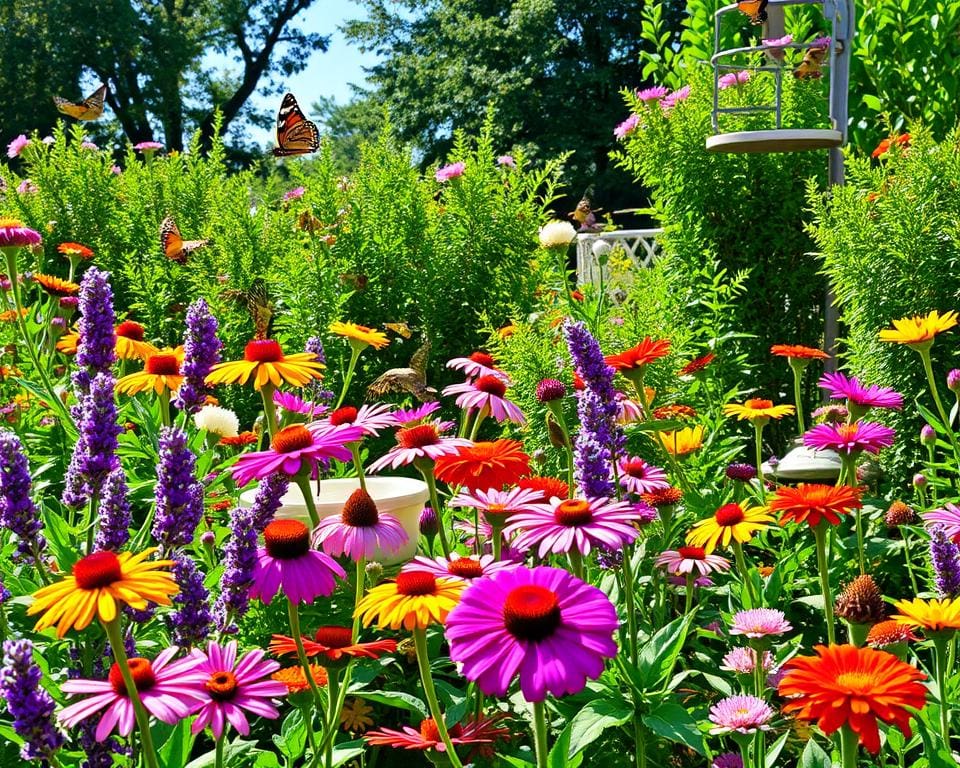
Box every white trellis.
[575,229,664,289]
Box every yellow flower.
[657,425,705,456]
[28,549,177,638]
[330,321,390,350]
[205,339,325,391]
[879,310,958,348]
[892,597,960,633]
[685,502,774,554]
[114,320,159,361]
[723,398,795,424]
[340,698,375,733]
[115,347,184,395]
[56,331,78,355]
[355,572,465,631]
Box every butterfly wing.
[736,0,768,23]
[793,47,826,79]
[383,322,413,339]
[53,84,106,120]
[247,278,273,339]
[409,337,431,377]
[271,93,320,157]
[161,216,208,263]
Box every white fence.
[575,229,664,289]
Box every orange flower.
[872,133,910,159]
[271,664,328,693]
[220,431,258,447]
[769,483,862,528]
[57,242,94,260]
[604,338,671,376]
[0,309,28,322]
[778,644,927,754]
[770,344,829,360]
[115,347,185,395]
[678,353,714,376]
[33,273,79,297]
[114,320,158,360]
[516,476,569,501]
[206,339,324,391]
[653,404,696,420]
[434,440,531,491]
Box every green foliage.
[808,125,960,479]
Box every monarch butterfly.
[383,322,413,339]
[271,93,320,157]
[793,46,827,80]
[736,0,768,24]
[53,84,107,121]
[160,216,209,263]
[222,278,274,339]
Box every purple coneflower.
[656,546,730,576]
[818,372,903,415]
[313,489,408,561]
[729,608,792,638]
[504,497,641,557]
[450,486,542,526]
[273,390,327,419]
[230,423,363,486]
[442,375,525,425]
[803,422,896,455]
[323,403,395,436]
[923,503,960,540]
[708,695,774,734]
[402,552,517,582]
[392,401,441,427]
[368,422,470,472]
[619,456,670,495]
[250,519,346,604]
[446,351,505,381]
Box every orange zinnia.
[778,644,927,754]
[33,273,79,297]
[57,242,94,260]
[678,353,714,376]
[770,344,829,360]
[769,483,862,528]
[517,476,569,501]
[604,337,671,376]
[271,664,329,693]
[434,440,531,492]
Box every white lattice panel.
[576,229,663,290]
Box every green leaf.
[642,702,705,756]
[861,94,883,111]
[549,722,583,768]
[158,719,195,768]
[41,507,78,573]
[913,707,956,767]
[252,753,281,768]
[497,755,535,767]
[184,740,256,768]
[331,739,367,767]
[634,613,695,690]
[355,690,428,718]
[764,728,790,768]
[799,738,832,768]
[566,699,633,757]
[272,708,306,760]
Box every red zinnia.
[871,133,910,159]
[679,353,715,376]
[769,483,863,528]
[219,431,258,447]
[605,337,671,373]
[653,404,697,420]
[642,487,683,507]
[778,644,927,754]
[434,440,531,492]
[770,344,830,360]
[517,476,569,501]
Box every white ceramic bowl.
[240,476,428,564]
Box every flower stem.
[932,633,953,749]
[335,346,363,410]
[103,618,160,768]
[684,573,695,616]
[840,724,860,768]
[813,523,836,645]
[789,360,807,435]
[468,406,488,441]
[351,557,365,643]
[349,443,367,493]
[158,389,171,428]
[753,422,766,501]
[260,383,279,438]
[420,467,451,558]
[732,541,760,608]
[567,548,584,580]
[621,543,640,667]
[214,735,225,768]
[532,700,550,768]
[286,599,326,713]
[919,349,960,466]
[324,670,340,768]
[295,474,321,528]
[412,627,464,768]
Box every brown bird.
[366,338,436,402]
[793,46,828,80]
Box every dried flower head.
[835,574,887,624]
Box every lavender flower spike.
[930,526,960,598]
[0,639,64,761]
[73,267,116,395]
[0,430,46,564]
[166,554,213,647]
[64,372,122,510]
[174,298,222,414]
[249,471,289,533]
[94,468,131,551]
[152,427,203,551]
[214,506,258,633]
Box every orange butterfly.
[736,0,768,23]
[53,84,107,121]
[160,216,208,263]
[793,46,827,79]
[271,93,320,157]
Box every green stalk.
[918,348,960,465]
[260,382,279,438]
[567,548,584,580]
[214,735,225,768]
[103,618,160,768]
[840,724,860,768]
[349,443,367,493]
[789,359,807,435]
[633,378,690,492]
[351,558,365,643]
[295,473,321,528]
[753,422,766,501]
[621,543,640,667]
[732,541,759,608]
[683,573,695,616]
[412,628,464,768]
[813,522,836,645]
[324,671,341,768]
[158,389,171,427]
[532,700,550,768]
[335,345,364,410]
[419,464,451,558]
[286,599,326,713]
[468,406,488,441]
[932,632,954,749]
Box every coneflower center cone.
[503,585,561,642]
[395,571,438,596]
[554,499,593,526]
[146,354,180,375]
[116,320,145,340]
[271,425,313,453]
[677,546,706,560]
[244,339,283,362]
[398,425,440,449]
[469,351,495,367]
[264,519,311,559]
[109,658,156,695]
[205,671,239,701]
[475,375,507,398]
[715,504,745,526]
[341,489,379,526]
[330,406,358,425]
[315,626,353,647]
[73,550,123,589]
[447,558,484,578]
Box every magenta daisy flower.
[718,70,751,89]
[922,503,960,539]
[442,375,525,425]
[720,647,774,675]
[323,403,396,436]
[401,552,518,582]
[616,393,644,424]
[503,497,641,557]
[186,641,286,739]
[614,114,640,140]
[655,546,731,576]
[59,648,204,741]
[250,519,346,604]
[762,34,793,48]
[313,488,408,561]
[445,565,618,702]
[369,422,471,472]
[450,486,543,526]
[230,423,364,486]
[446,352,506,381]
[660,85,691,110]
[708,695,774,734]
[637,85,669,102]
[392,402,441,427]
[818,372,903,413]
[618,456,670,495]
[273,390,327,418]
[729,608,792,638]
[803,422,896,456]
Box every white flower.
[538,220,577,248]
[193,405,239,437]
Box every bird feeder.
[706,0,855,153]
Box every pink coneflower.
[669,574,713,588]
[818,372,903,413]
[273,390,327,418]
[186,641,286,739]
[282,186,305,202]
[922,503,960,540]
[811,403,849,423]
[720,647,774,674]
[503,497,642,557]
[442,375,526,425]
[451,486,542,528]
[655,546,731,576]
[321,403,395,436]
[718,70,751,89]
[134,141,164,152]
[616,392,644,424]
[435,162,465,182]
[445,565,618,701]
[0,220,42,249]
[803,422,896,456]
[392,401,441,426]
[446,351,505,381]
[614,114,640,140]
[250,519,347,604]
[497,155,516,167]
[7,135,30,159]
[365,714,511,753]
[230,423,363,486]
[369,422,471,472]
[660,85,691,110]
[618,456,670,495]
[637,85,669,102]
[59,648,205,741]
[762,34,793,48]
[401,552,517,582]
[729,608,792,638]
[708,695,774,734]
[313,488,408,561]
